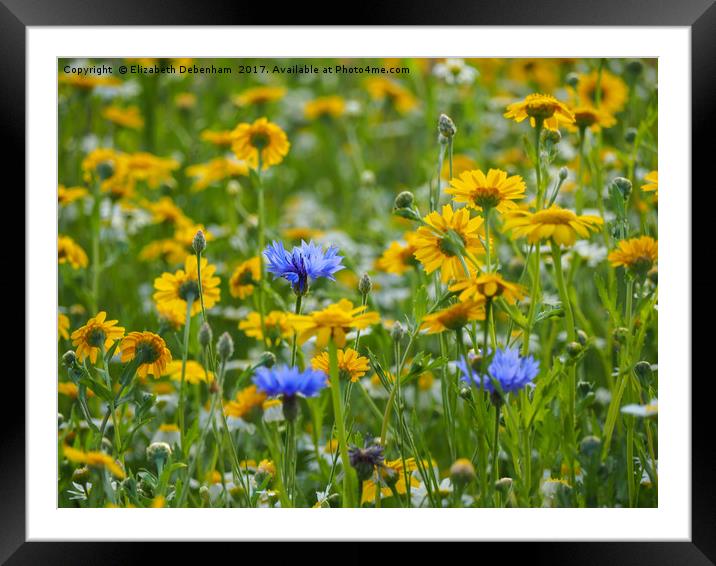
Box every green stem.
[290,294,303,367]
[521,246,541,356]
[329,339,354,507]
[534,121,544,208]
[178,295,195,451]
[492,403,501,506]
[91,181,101,314]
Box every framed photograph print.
[7,0,712,561]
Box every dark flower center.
[136,341,160,364]
[87,328,106,348]
[179,280,200,301]
[250,132,270,150]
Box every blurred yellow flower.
[376,232,419,275]
[239,310,295,347]
[233,86,286,107]
[304,96,346,119]
[58,235,88,269]
[641,170,658,199]
[229,257,261,299]
[58,313,70,341]
[420,300,486,333]
[62,445,125,479]
[163,360,214,384]
[200,129,234,147]
[224,385,267,419]
[577,70,628,113]
[365,78,418,114]
[102,105,144,129]
[186,157,249,191]
[58,184,88,206]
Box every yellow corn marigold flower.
[446,168,526,213]
[163,360,213,384]
[71,311,125,364]
[139,239,190,265]
[418,371,434,391]
[440,153,477,180]
[174,92,197,109]
[450,272,526,304]
[641,170,658,199]
[503,205,603,247]
[233,86,287,107]
[420,299,486,333]
[224,385,267,419]
[153,256,221,317]
[58,381,95,399]
[282,227,325,241]
[200,129,234,147]
[289,299,380,348]
[376,232,419,275]
[504,93,575,130]
[361,457,421,505]
[143,196,189,225]
[568,106,617,132]
[173,222,214,247]
[608,236,658,275]
[125,152,180,188]
[304,96,346,119]
[58,312,70,341]
[229,257,261,299]
[257,459,276,478]
[150,495,166,508]
[62,445,126,479]
[186,157,249,191]
[239,310,294,347]
[365,78,418,114]
[577,70,628,114]
[58,235,89,269]
[311,347,370,382]
[120,331,172,378]
[413,205,485,283]
[58,74,122,90]
[58,184,88,206]
[231,117,290,170]
[102,105,144,129]
[507,59,559,91]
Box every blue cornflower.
[252,364,328,399]
[263,240,344,295]
[457,347,539,394]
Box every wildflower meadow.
[58,58,658,509]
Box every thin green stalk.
[290,294,303,367]
[328,339,355,507]
[178,295,195,451]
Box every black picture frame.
[6,0,711,562]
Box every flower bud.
[566,341,583,358]
[543,128,561,145]
[576,329,588,346]
[390,321,405,342]
[624,127,638,144]
[495,477,513,493]
[62,350,78,369]
[612,177,632,200]
[348,444,385,483]
[199,485,210,503]
[198,322,213,349]
[72,466,91,485]
[257,351,277,369]
[358,273,372,297]
[626,60,643,76]
[192,230,206,254]
[634,361,653,384]
[438,113,457,138]
[566,72,580,88]
[146,441,172,469]
[450,458,476,487]
[217,332,234,361]
[394,191,415,210]
[459,386,472,400]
